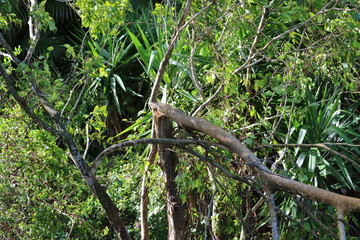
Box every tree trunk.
[65,137,132,240]
[85,176,132,240]
[155,112,188,239]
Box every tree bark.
[154,112,188,239]
[84,176,132,240]
[149,102,360,213]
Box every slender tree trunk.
[84,176,132,240]
[62,135,132,240]
[140,163,151,240]
[155,113,188,239]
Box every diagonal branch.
[265,143,360,169]
[0,63,60,136]
[149,102,360,212]
[149,0,193,103]
[0,33,21,64]
[149,0,215,102]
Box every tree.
[1,0,360,239]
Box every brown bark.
[84,176,132,240]
[154,112,188,239]
[149,102,360,213]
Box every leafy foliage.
[1,0,360,238]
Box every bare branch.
[149,0,193,102]
[0,33,21,64]
[238,113,284,131]
[189,33,206,101]
[337,209,346,240]
[149,102,360,212]
[91,138,198,176]
[0,63,60,136]
[149,1,215,102]
[192,82,224,117]
[232,0,336,75]
[244,2,273,91]
[24,0,41,64]
[265,143,360,169]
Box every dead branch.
[149,102,360,212]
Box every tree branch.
[232,0,336,75]
[149,102,360,212]
[266,188,279,240]
[192,82,224,117]
[0,33,21,64]
[91,138,198,176]
[149,0,193,103]
[337,209,346,240]
[265,143,360,169]
[0,63,60,136]
[24,0,41,64]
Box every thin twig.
[232,0,336,75]
[91,138,198,176]
[245,1,273,91]
[265,143,360,169]
[293,196,338,239]
[189,31,206,101]
[179,146,267,199]
[66,78,89,122]
[238,114,284,130]
[192,82,224,117]
[40,199,75,239]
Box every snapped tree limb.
[149,102,360,212]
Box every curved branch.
[149,102,360,212]
[91,138,198,176]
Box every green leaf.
[178,89,199,103]
[334,155,355,189]
[296,152,308,167]
[113,74,126,91]
[110,77,121,114]
[304,222,311,232]
[308,148,317,172]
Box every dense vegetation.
[1,0,359,239]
